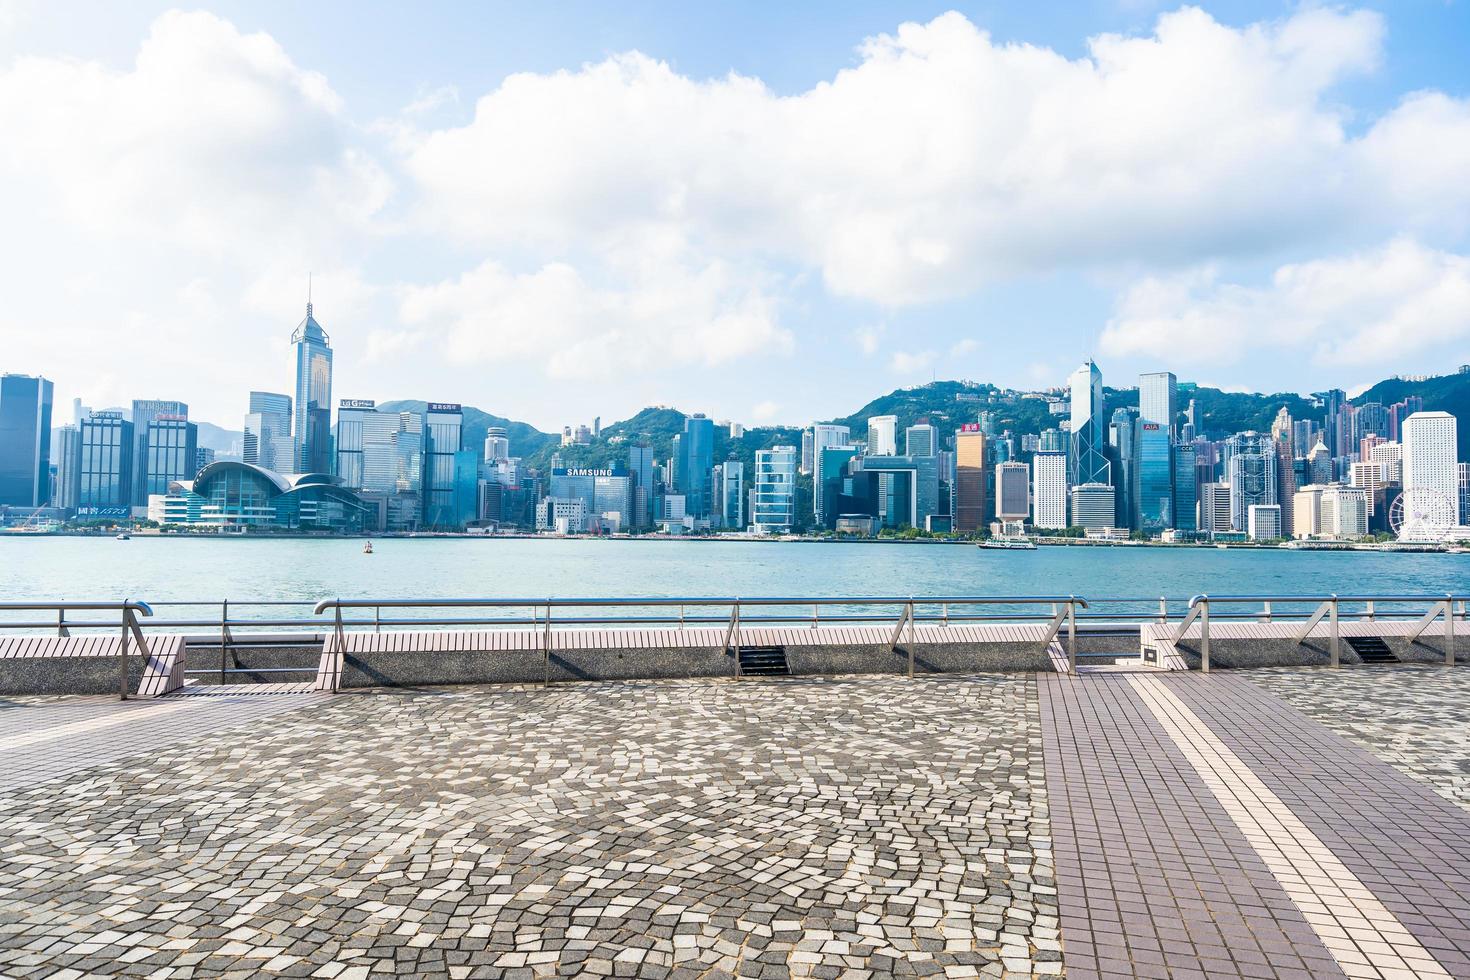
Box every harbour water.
[2,537,1466,608]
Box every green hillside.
[377,400,558,460]
[1355,371,1470,459]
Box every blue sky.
[2,1,1468,431]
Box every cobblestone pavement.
[0,676,1058,979]
[1248,664,1470,809]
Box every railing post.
[1446,595,1456,666]
[1262,600,1272,624]
[333,602,345,692]
[1365,599,1375,622]
[374,605,381,634]
[1329,595,1339,668]
[942,602,949,628]
[56,608,68,638]
[219,599,229,684]
[119,601,131,701]
[679,604,686,630]
[543,600,553,687]
[906,600,915,680]
[1067,596,1077,674]
[1158,597,1167,626]
[1200,599,1210,674]
[811,603,819,630]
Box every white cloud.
[398,253,792,380]
[949,338,979,357]
[399,6,1470,307]
[891,350,937,374]
[853,323,886,356]
[1100,238,1470,369]
[750,400,780,422]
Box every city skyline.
[4,2,1470,428]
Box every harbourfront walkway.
[0,667,1467,978]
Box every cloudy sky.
[2,1,1468,430]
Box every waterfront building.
[195,447,215,471]
[1274,439,1297,538]
[54,425,81,511]
[335,401,426,531]
[751,446,797,534]
[1247,504,1281,541]
[1369,441,1403,483]
[536,497,588,534]
[1200,482,1233,536]
[243,391,292,473]
[866,416,897,456]
[1349,461,1390,517]
[1068,359,1110,488]
[292,302,334,473]
[678,415,715,518]
[1173,443,1198,534]
[150,461,372,531]
[1138,372,1178,436]
[484,426,510,463]
[995,462,1029,522]
[1293,485,1325,539]
[815,445,861,528]
[423,403,465,528]
[953,425,988,532]
[1401,411,1460,535]
[799,429,814,476]
[0,373,53,507]
[627,445,656,530]
[905,422,937,458]
[1322,486,1369,538]
[77,412,133,511]
[1032,452,1067,530]
[1109,408,1137,529]
[1225,433,1276,532]
[1070,482,1116,532]
[716,460,744,529]
[141,414,199,502]
[1131,419,1172,535]
[128,400,188,507]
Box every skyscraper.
[1225,433,1277,532]
[679,414,715,518]
[905,422,937,458]
[627,444,656,530]
[54,425,82,511]
[292,301,333,473]
[751,446,797,534]
[1068,360,1110,488]
[954,425,987,532]
[799,429,815,476]
[717,459,744,529]
[995,462,1029,522]
[1172,443,1198,533]
[77,412,133,510]
[141,415,198,501]
[1132,420,1172,534]
[1032,452,1067,529]
[1401,412,1459,536]
[0,373,53,506]
[867,416,897,456]
[129,399,189,506]
[424,403,465,527]
[244,391,292,472]
[1138,372,1178,435]
[484,426,510,463]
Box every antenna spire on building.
[307,272,313,317]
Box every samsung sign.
[555,468,616,477]
[340,398,376,409]
[427,402,462,413]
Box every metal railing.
[311,595,1092,683]
[1172,594,1467,671]
[0,600,154,699]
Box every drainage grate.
[1344,635,1398,665]
[738,646,790,677]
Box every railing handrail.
[311,595,1092,615]
[0,600,154,616]
[1187,593,1469,606]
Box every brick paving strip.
[1041,670,1470,979]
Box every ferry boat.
[363,541,374,554]
[115,532,131,540]
[979,538,1036,550]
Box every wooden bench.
[0,634,186,697]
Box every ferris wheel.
[1390,487,1458,542]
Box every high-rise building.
[1173,443,1198,533]
[751,446,797,534]
[141,415,198,502]
[1322,486,1369,538]
[1352,402,1389,445]
[867,416,897,456]
[244,391,292,472]
[423,403,465,527]
[1068,360,1110,488]
[54,425,82,511]
[1132,420,1172,534]
[1388,396,1423,441]
[1459,461,1469,524]
[484,426,510,463]
[1138,372,1178,435]
[799,429,815,476]
[0,373,53,506]
[1225,433,1276,532]
[1032,452,1067,529]
[292,301,334,473]
[808,423,852,524]
[905,422,937,458]
[1109,408,1137,529]
[995,462,1029,521]
[679,415,715,518]
[627,445,656,530]
[1401,411,1460,535]
[77,412,133,510]
[1201,482,1233,535]
[954,425,988,532]
[1070,483,1115,532]
[717,460,744,529]
[129,400,189,506]
[1247,504,1282,541]
[815,444,861,527]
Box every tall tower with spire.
[1068,358,1110,489]
[291,285,333,474]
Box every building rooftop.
[1,666,1468,978]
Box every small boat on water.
[979,538,1036,550]
[363,541,374,554]
[115,533,131,540]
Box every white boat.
[115,533,131,540]
[979,538,1036,550]
[363,541,374,554]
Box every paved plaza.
[0,665,1468,978]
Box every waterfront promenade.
[2,665,1468,978]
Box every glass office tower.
[0,373,53,506]
[1131,420,1173,535]
[292,303,333,473]
[78,412,134,509]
